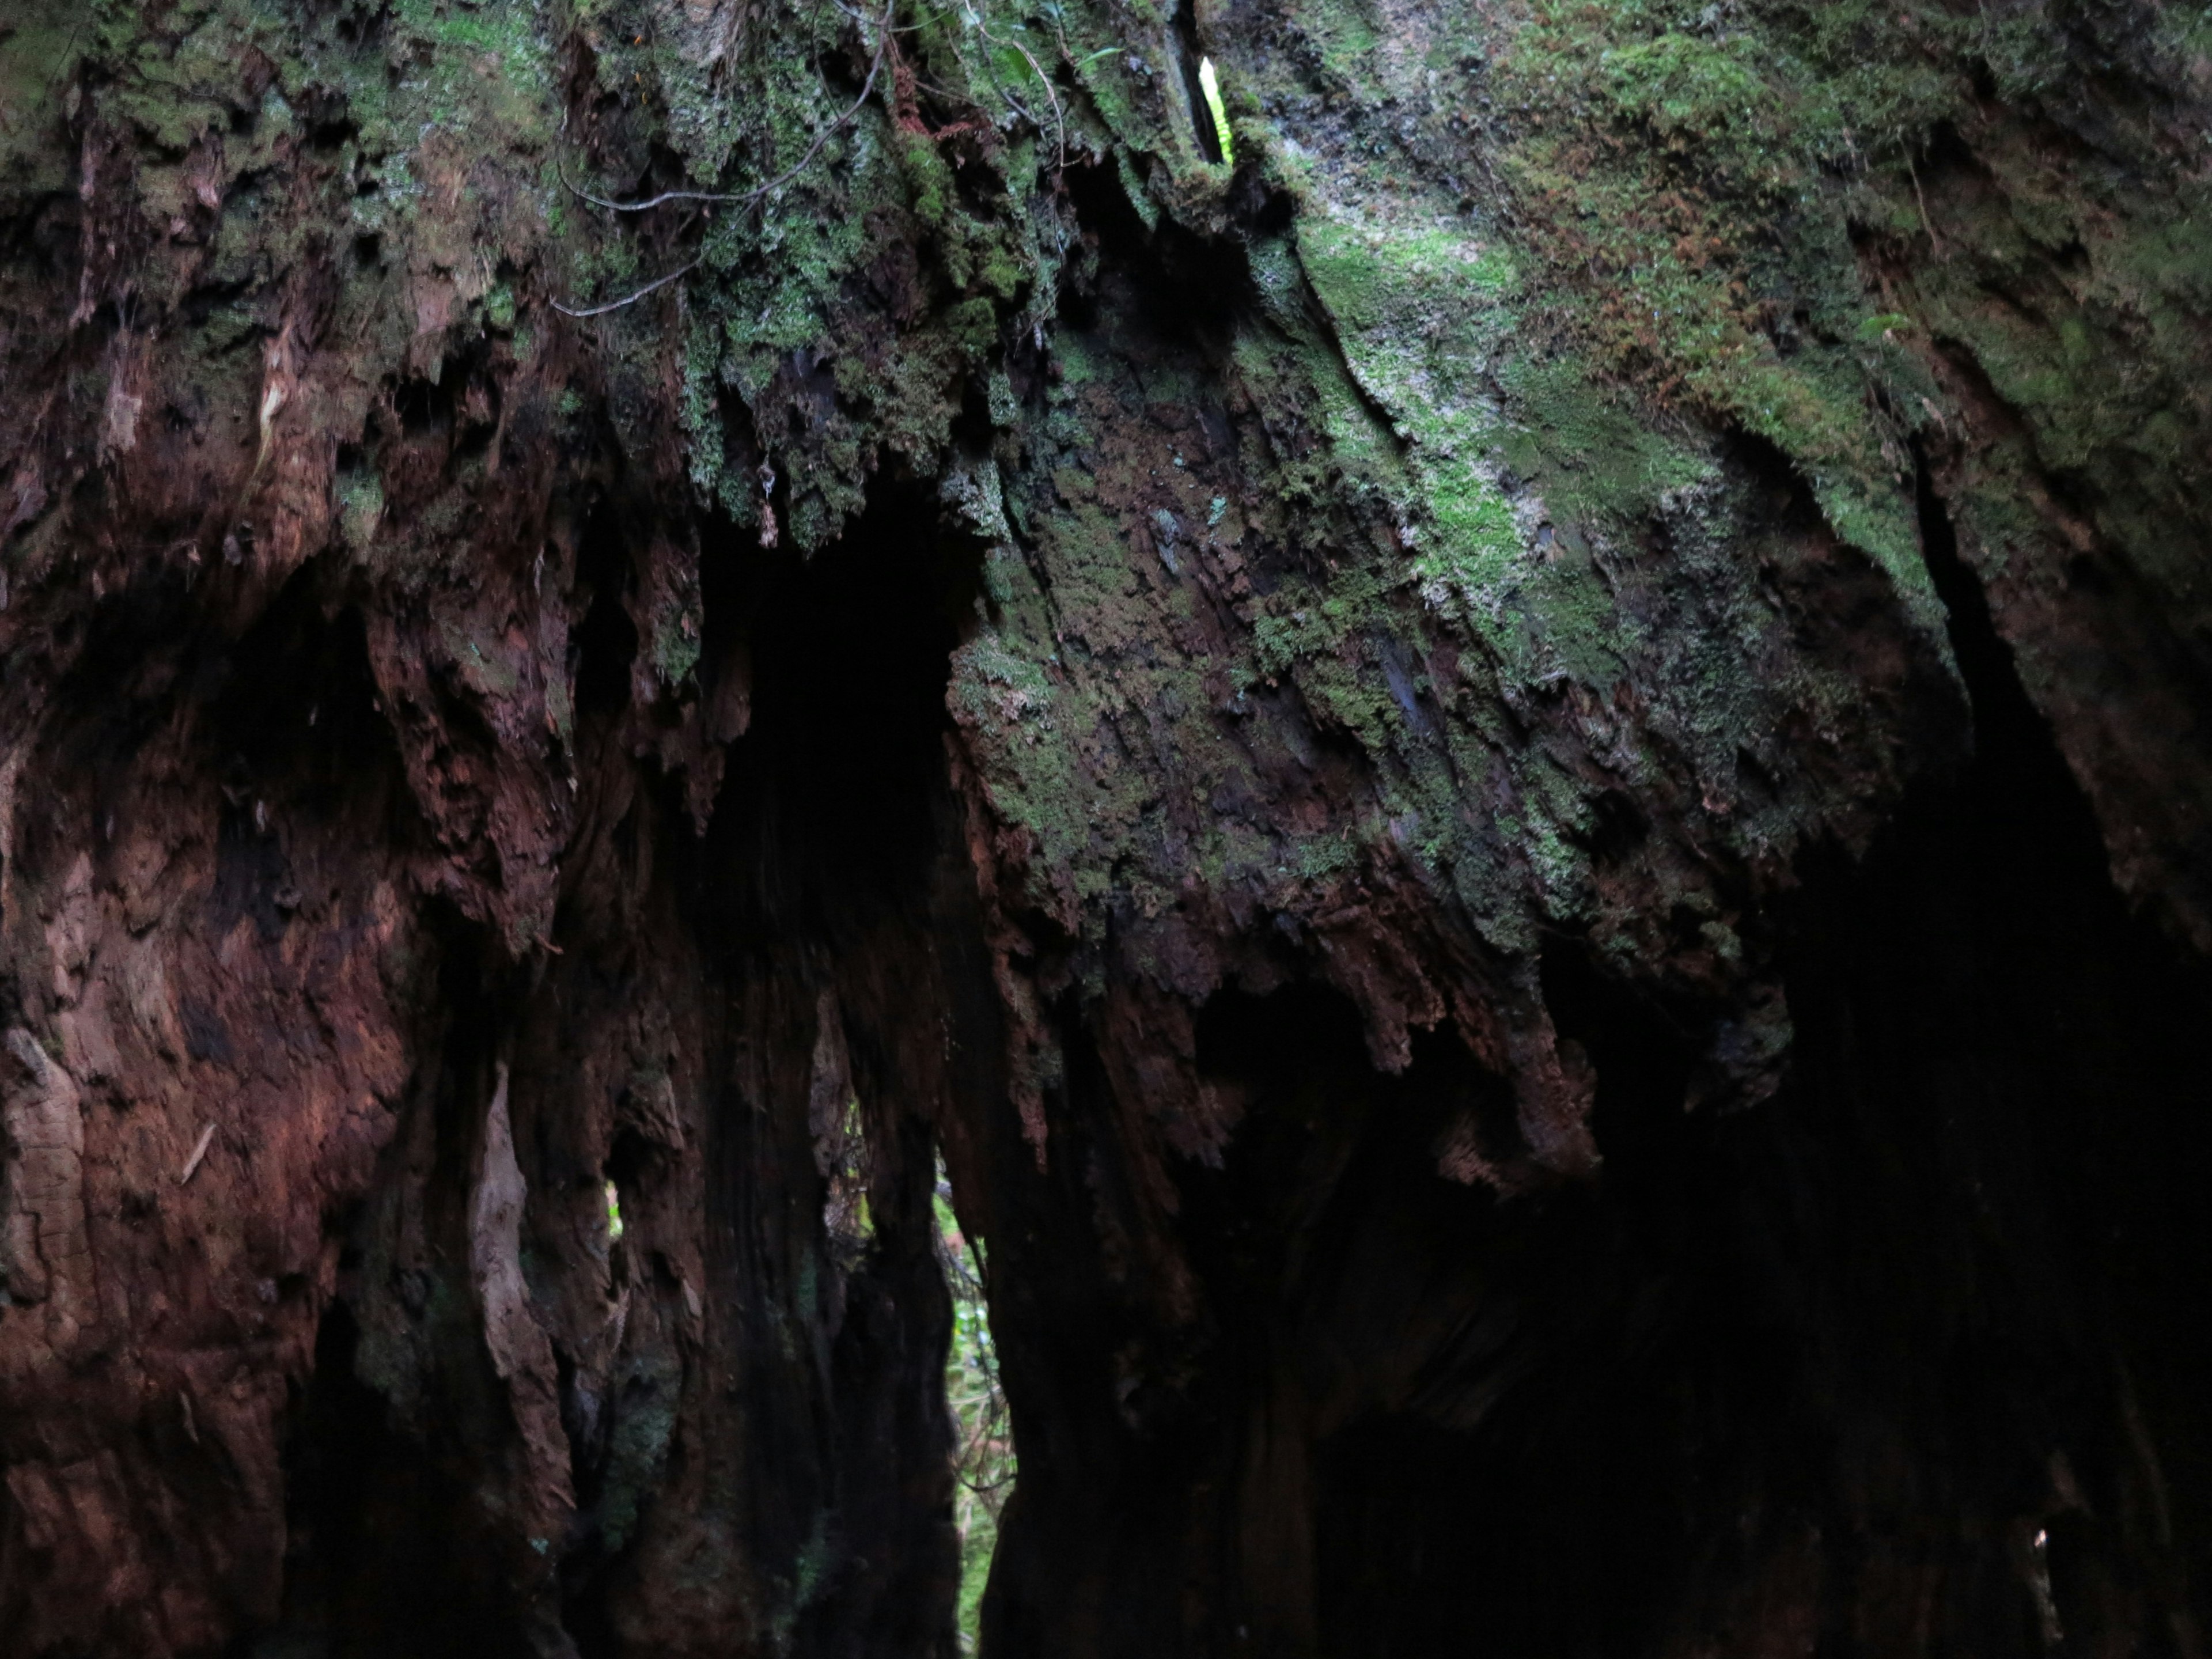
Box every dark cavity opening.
[263,1298,537,1659]
[571,499,642,723]
[692,481,983,945]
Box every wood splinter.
[179,1123,216,1186]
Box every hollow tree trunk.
[2,0,2210,1654]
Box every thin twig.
[1906,151,1945,260]
[745,18,893,200]
[558,171,750,214]
[551,256,704,317]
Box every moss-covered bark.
[1,0,2208,1653]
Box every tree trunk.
[2,0,2209,1653]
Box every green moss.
[1293,0,1384,88]
[650,608,703,688]
[1599,29,1773,144]
[1466,0,2001,620]
[599,1347,679,1554]
[0,0,88,190]
[336,468,385,559]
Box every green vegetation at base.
[937,1173,1013,1654]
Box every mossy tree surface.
[0,0,2209,1653]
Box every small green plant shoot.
[1199,57,1233,165]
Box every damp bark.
[2,1,2211,1656]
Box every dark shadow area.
[693,483,982,945]
[974,470,2212,1658]
[572,499,641,723]
[1056,158,1247,349]
[560,486,988,1659]
[250,1300,536,1659]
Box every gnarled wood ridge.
[2,0,2209,1653]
